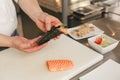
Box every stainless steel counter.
[70,17,120,80]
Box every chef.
[0,0,61,52]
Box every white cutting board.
[80,59,120,80]
[0,35,103,80]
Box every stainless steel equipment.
[73,4,104,20]
[38,0,91,13]
[37,0,104,27]
[92,0,120,21]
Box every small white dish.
[88,34,119,54]
[68,23,104,40]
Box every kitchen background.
[15,0,120,39]
[14,0,120,80]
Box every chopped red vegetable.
[95,37,102,44]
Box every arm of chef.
[17,0,61,32]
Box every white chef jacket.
[0,0,18,36]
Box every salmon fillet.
[46,60,74,72]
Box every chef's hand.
[18,0,61,39]
[11,36,47,53]
[35,12,62,32]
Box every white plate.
[68,23,104,40]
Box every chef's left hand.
[11,36,48,53]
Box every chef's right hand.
[11,36,47,53]
[35,12,62,32]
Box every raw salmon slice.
[46,60,74,72]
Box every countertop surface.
[70,17,120,80]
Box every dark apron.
[0,30,18,51]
